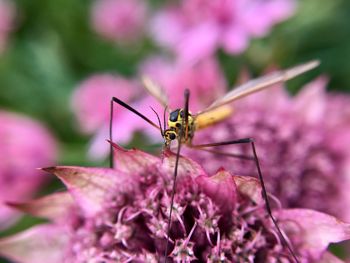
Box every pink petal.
[221,24,248,54]
[71,74,140,134]
[176,22,220,65]
[240,0,296,37]
[195,168,236,212]
[91,0,147,43]
[111,142,160,174]
[150,8,185,48]
[162,149,207,181]
[232,175,264,205]
[277,209,350,260]
[0,110,58,229]
[42,166,136,216]
[7,192,74,222]
[0,204,21,230]
[263,0,296,23]
[319,252,345,263]
[88,114,152,160]
[293,76,329,124]
[0,224,67,263]
[87,98,162,160]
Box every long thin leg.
[183,89,190,141]
[192,138,300,263]
[109,100,114,168]
[164,131,183,262]
[192,147,254,161]
[109,97,161,168]
[164,90,190,262]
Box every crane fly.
[109,60,320,263]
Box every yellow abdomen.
[195,105,233,130]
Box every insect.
[109,60,320,263]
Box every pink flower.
[91,0,147,43]
[0,111,58,229]
[0,144,349,262]
[0,0,15,53]
[71,74,156,159]
[139,56,227,112]
[150,0,296,64]
[185,76,350,222]
[72,74,141,134]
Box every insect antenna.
[109,97,161,168]
[191,138,300,263]
[164,90,190,262]
[150,106,164,137]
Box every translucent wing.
[197,60,320,115]
[141,75,169,108]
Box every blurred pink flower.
[185,76,350,222]
[150,0,296,64]
[0,0,15,53]
[0,144,349,262]
[91,0,147,43]
[0,111,57,229]
[140,56,227,112]
[72,74,141,134]
[71,74,156,159]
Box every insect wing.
[141,75,169,108]
[198,60,320,115]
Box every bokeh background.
[0,0,350,262]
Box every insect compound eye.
[169,109,180,122]
[169,133,176,140]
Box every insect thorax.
[164,109,195,145]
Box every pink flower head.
[91,0,147,43]
[150,0,296,64]
[152,0,295,63]
[0,0,15,53]
[0,111,58,229]
[185,75,350,222]
[0,144,349,262]
[72,74,141,134]
[71,74,159,159]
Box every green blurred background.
[0,0,349,261]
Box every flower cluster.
[91,0,148,44]
[89,0,296,62]
[185,76,350,222]
[72,59,350,223]
[150,0,296,64]
[0,111,57,229]
[0,144,349,262]
[71,74,151,159]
